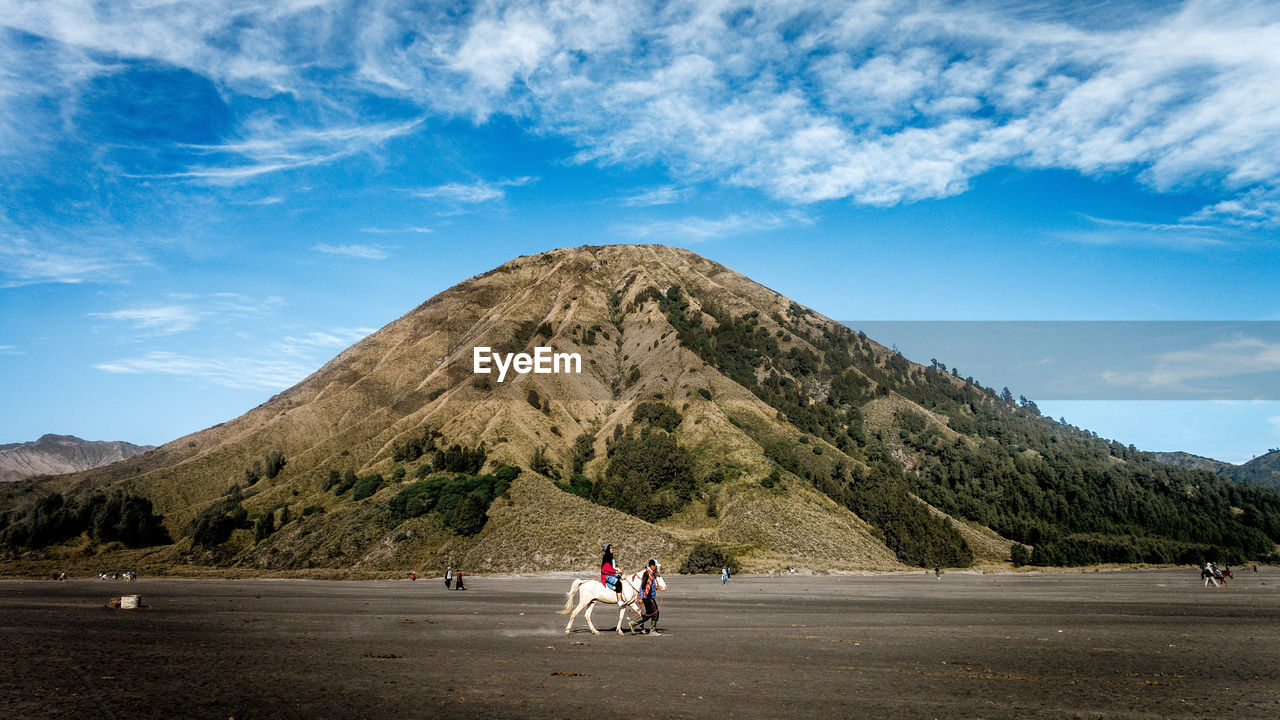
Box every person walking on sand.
[721,565,729,584]
[445,566,453,590]
[639,560,661,634]
[454,571,466,591]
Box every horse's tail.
[557,579,585,614]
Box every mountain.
[3,245,1279,573]
[1152,451,1235,475]
[0,434,154,483]
[1226,450,1280,492]
[1152,449,1280,493]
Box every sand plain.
[2,569,1277,719]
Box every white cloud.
[1055,216,1230,249]
[410,176,533,204]
[0,235,139,287]
[88,306,202,334]
[360,225,433,234]
[1102,336,1280,390]
[617,211,807,242]
[93,326,375,389]
[312,243,391,260]
[88,293,286,334]
[94,351,314,390]
[0,345,24,355]
[1186,187,1280,228]
[621,186,685,207]
[271,328,374,356]
[4,0,1280,220]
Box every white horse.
[558,570,666,635]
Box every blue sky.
[1,0,1279,463]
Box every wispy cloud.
[270,328,374,356]
[94,351,315,390]
[312,243,391,260]
[1186,187,1280,229]
[1056,216,1230,249]
[360,225,432,235]
[409,177,533,205]
[0,345,25,356]
[0,236,140,287]
[153,119,423,184]
[93,326,375,389]
[1102,336,1280,391]
[88,294,286,335]
[4,0,1280,226]
[617,211,808,242]
[88,306,202,334]
[621,186,685,207]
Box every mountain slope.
[3,245,1279,572]
[1151,451,1235,475]
[0,434,154,483]
[1227,450,1280,491]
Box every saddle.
[604,573,621,591]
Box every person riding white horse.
[559,566,667,635]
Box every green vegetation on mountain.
[0,490,169,550]
[388,466,520,536]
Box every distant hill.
[1226,450,1280,492]
[1151,449,1280,493]
[1152,451,1235,475]
[0,434,154,482]
[4,245,1280,573]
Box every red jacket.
[600,561,617,585]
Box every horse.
[1202,567,1233,587]
[558,570,666,635]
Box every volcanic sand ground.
[2,569,1278,719]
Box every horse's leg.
[565,593,586,634]
[585,600,600,635]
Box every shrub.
[351,474,385,501]
[387,467,521,536]
[598,426,696,522]
[254,511,276,542]
[632,401,682,431]
[264,450,287,479]
[1010,543,1032,567]
[680,542,737,574]
[432,442,487,474]
[184,494,248,548]
[555,473,593,499]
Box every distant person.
[445,566,453,589]
[410,571,416,582]
[454,571,466,591]
[726,565,732,581]
[601,543,624,605]
[721,566,729,584]
[935,566,941,579]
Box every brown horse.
[1202,567,1234,587]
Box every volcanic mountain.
[0,434,154,483]
[4,245,1279,573]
